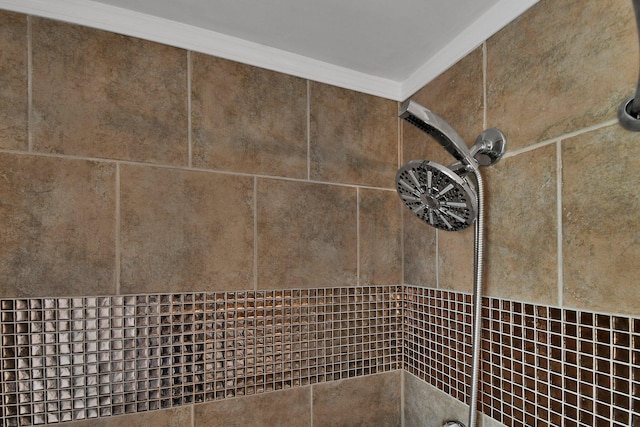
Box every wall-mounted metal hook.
[618,0,640,131]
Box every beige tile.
[359,188,402,285]
[120,165,254,293]
[0,153,116,297]
[60,407,191,427]
[312,371,401,427]
[256,178,357,289]
[191,55,307,178]
[401,47,484,291]
[31,18,188,165]
[438,226,475,293]
[0,11,27,150]
[487,0,638,150]
[403,211,437,287]
[404,45,484,164]
[193,387,311,427]
[310,82,398,187]
[562,124,640,315]
[483,145,558,305]
[403,371,469,427]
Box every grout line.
[309,385,314,427]
[27,16,33,152]
[115,163,121,295]
[482,41,487,129]
[0,148,397,192]
[400,370,405,427]
[435,230,440,289]
[556,140,563,307]
[502,119,618,159]
[307,80,311,181]
[253,177,258,291]
[187,50,193,168]
[356,187,360,286]
[398,109,405,286]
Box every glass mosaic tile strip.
[2,284,638,427]
[401,286,640,427]
[0,287,402,427]
[401,287,473,403]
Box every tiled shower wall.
[1,0,640,426]
[403,0,640,426]
[0,9,404,427]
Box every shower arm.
[618,0,640,131]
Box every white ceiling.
[0,0,538,100]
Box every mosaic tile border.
[401,287,640,427]
[1,285,638,427]
[1,287,402,426]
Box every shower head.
[396,160,477,231]
[400,100,478,170]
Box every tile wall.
[1,0,639,425]
[402,0,640,425]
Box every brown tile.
[439,225,475,293]
[59,407,191,427]
[400,47,484,291]
[487,0,638,150]
[256,178,357,289]
[359,188,402,285]
[120,165,254,293]
[31,18,188,165]
[310,82,398,187]
[313,371,401,427]
[483,145,558,305]
[0,153,116,297]
[193,387,311,427]
[0,11,27,150]
[191,55,307,178]
[403,210,437,286]
[403,371,469,427]
[562,124,640,315]
[404,45,484,164]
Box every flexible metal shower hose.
[468,170,485,427]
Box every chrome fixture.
[618,0,640,131]
[397,100,506,427]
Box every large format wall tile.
[562,124,640,314]
[0,11,27,150]
[256,179,357,289]
[483,145,558,305]
[0,153,116,297]
[312,371,401,427]
[359,188,402,285]
[403,372,469,427]
[60,407,191,427]
[194,387,311,427]
[402,212,437,287]
[401,46,483,292]
[404,45,484,156]
[120,165,254,293]
[487,0,638,150]
[31,19,188,165]
[310,82,398,188]
[192,55,307,178]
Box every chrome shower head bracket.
[470,128,507,167]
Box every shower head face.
[396,160,477,231]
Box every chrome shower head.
[400,100,478,170]
[396,160,477,231]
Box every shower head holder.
[470,128,507,167]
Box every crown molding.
[0,0,537,102]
